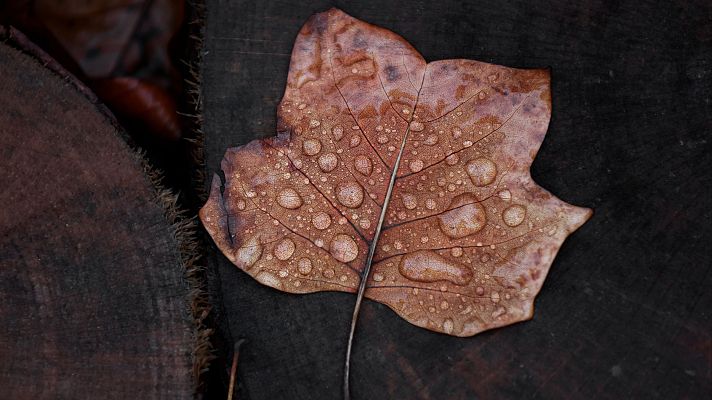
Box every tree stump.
[0,27,200,399]
[200,1,711,399]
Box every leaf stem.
[342,65,426,400]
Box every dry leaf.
[201,9,591,339]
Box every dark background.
[202,1,711,398]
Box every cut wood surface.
[201,1,711,399]
[0,28,195,399]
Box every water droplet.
[475,286,484,296]
[302,138,322,155]
[359,219,371,229]
[398,250,473,285]
[255,270,282,289]
[297,258,313,275]
[323,268,335,278]
[236,235,262,269]
[491,306,506,319]
[377,135,389,144]
[274,238,295,260]
[425,198,437,210]
[278,270,288,278]
[332,125,344,141]
[277,188,302,209]
[452,127,462,138]
[312,212,331,230]
[373,272,384,282]
[354,155,373,176]
[349,135,361,147]
[498,189,512,201]
[440,300,449,310]
[318,152,338,172]
[502,205,526,227]
[309,119,321,128]
[478,91,487,100]
[466,157,497,186]
[298,103,307,110]
[409,159,424,173]
[438,194,487,238]
[490,292,500,303]
[451,247,463,257]
[236,199,246,210]
[402,193,417,210]
[330,234,359,263]
[409,121,425,131]
[394,241,403,250]
[336,181,364,208]
[480,253,490,263]
[443,318,454,334]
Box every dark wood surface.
[0,30,195,398]
[202,1,711,398]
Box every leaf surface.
[200,8,591,338]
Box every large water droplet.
[312,211,331,230]
[330,234,359,263]
[236,235,262,269]
[297,258,313,275]
[354,155,373,176]
[466,157,497,186]
[502,205,526,227]
[277,188,302,209]
[302,138,322,155]
[438,194,487,238]
[401,193,417,210]
[274,238,295,260]
[332,125,344,141]
[255,270,282,289]
[399,250,472,285]
[318,152,338,172]
[336,181,364,208]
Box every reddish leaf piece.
[201,4,590,352]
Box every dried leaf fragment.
[200,8,591,339]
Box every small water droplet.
[302,138,322,155]
[354,155,373,176]
[466,157,497,186]
[425,198,437,210]
[297,258,313,275]
[309,119,321,128]
[318,152,338,172]
[332,125,344,141]
[452,127,462,138]
[336,181,364,208]
[491,292,501,303]
[373,272,384,282]
[502,205,526,227]
[409,121,425,131]
[401,193,417,210]
[475,286,485,296]
[312,212,331,230]
[349,135,361,147]
[277,188,302,209]
[498,189,512,201]
[409,159,424,173]
[359,219,371,229]
[274,238,295,260]
[451,247,463,257]
[236,199,246,210]
[298,103,307,110]
[330,234,359,263]
[377,135,389,144]
[443,318,454,334]
[322,268,335,279]
[440,300,449,310]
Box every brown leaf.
[200,9,591,339]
